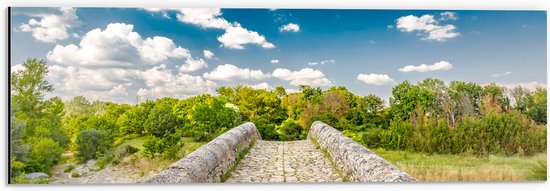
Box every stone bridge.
[146,121,416,183]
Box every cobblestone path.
[225,140,343,183]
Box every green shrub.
[253,119,279,140]
[277,119,304,141]
[75,128,112,162]
[64,165,75,173]
[71,172,81,178]
[25,138,63,173]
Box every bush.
[277,119,304,141]
[253,119,279,140]
[71,172,81,178]
[143,134,184,159]
[25,138,63,173]
[373,109,546,156]
[75,128,112,162]
[64,165,75,173]
[362,127,382,148]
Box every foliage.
[9,58,547,181]
[277,119,304,141]
[75,128,112,162]
[144,99,178,136]
[26,138,63,173]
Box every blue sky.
[10,8,547,104]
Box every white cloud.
[386,25,394,29]
[149,8,275,49]
[248,82,272,90]
[440,12,458,21]
[307,59,335,66]
[176,8,233,29]
[203,50,215,59]
[272,68,331,87]
[46,64,139,103]
[137,64,217,100]
[357,73,395,85]
[490,71,512,78]
[285,88,300,94]
[396,14,459,41]
[43,23,215,103]
[142,8,170,19]
[496,81,546,92]
[279,23,300,32]
[398,61,453,73]
[270,59,279,64]
[179,58,208,73]
[203,64,270,81]
[11,64,25,73]
[217,25,275,49]
[47,23,206,72]
[19,7,80,42]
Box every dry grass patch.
[373,148,546,182]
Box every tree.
[527,88,547,124]
[353,94,387,128]
[482,83,510,112]
[277,119,304,141]
[26,138,63,173]
[144,100,178,137]
[75,128,111,162]
[274,86,287,98]
[11,58,53,118]
[190,97,242,141]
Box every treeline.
[9,58,547,182]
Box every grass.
[121,136,207,173]
[372,148,547,182]
[220,141,255,182]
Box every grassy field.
[116,137,207,173]
[373,148,547,182]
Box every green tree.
[11,58,53,118]
[144,100,178,136]
[75,128,111,162]
[26,138,63,173]
[527,88,547,124]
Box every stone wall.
[145,122,261,183]
[308,121,416,182]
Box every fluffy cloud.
[203,50,215,59]
[146,8,275,49]
[356,73,395,85]
[19,7,80,42]
[47,23,206,71]
[490,71,512,78]
[279,23,300,32]
[179,58,208,73]
[175,8,233,29]
[137,64,217,100]
[308,59,335,66]
[272,68,331,87]
[396,14,459,41]
[217,25,275,49]
[440,12,458,21]
[398,61,453,73]
[43,23,215,103]
[247,82,272,90]
[270,59,279,64]
[46,64,139,102]
[203,64,270,81]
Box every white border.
[1,1,549,191]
